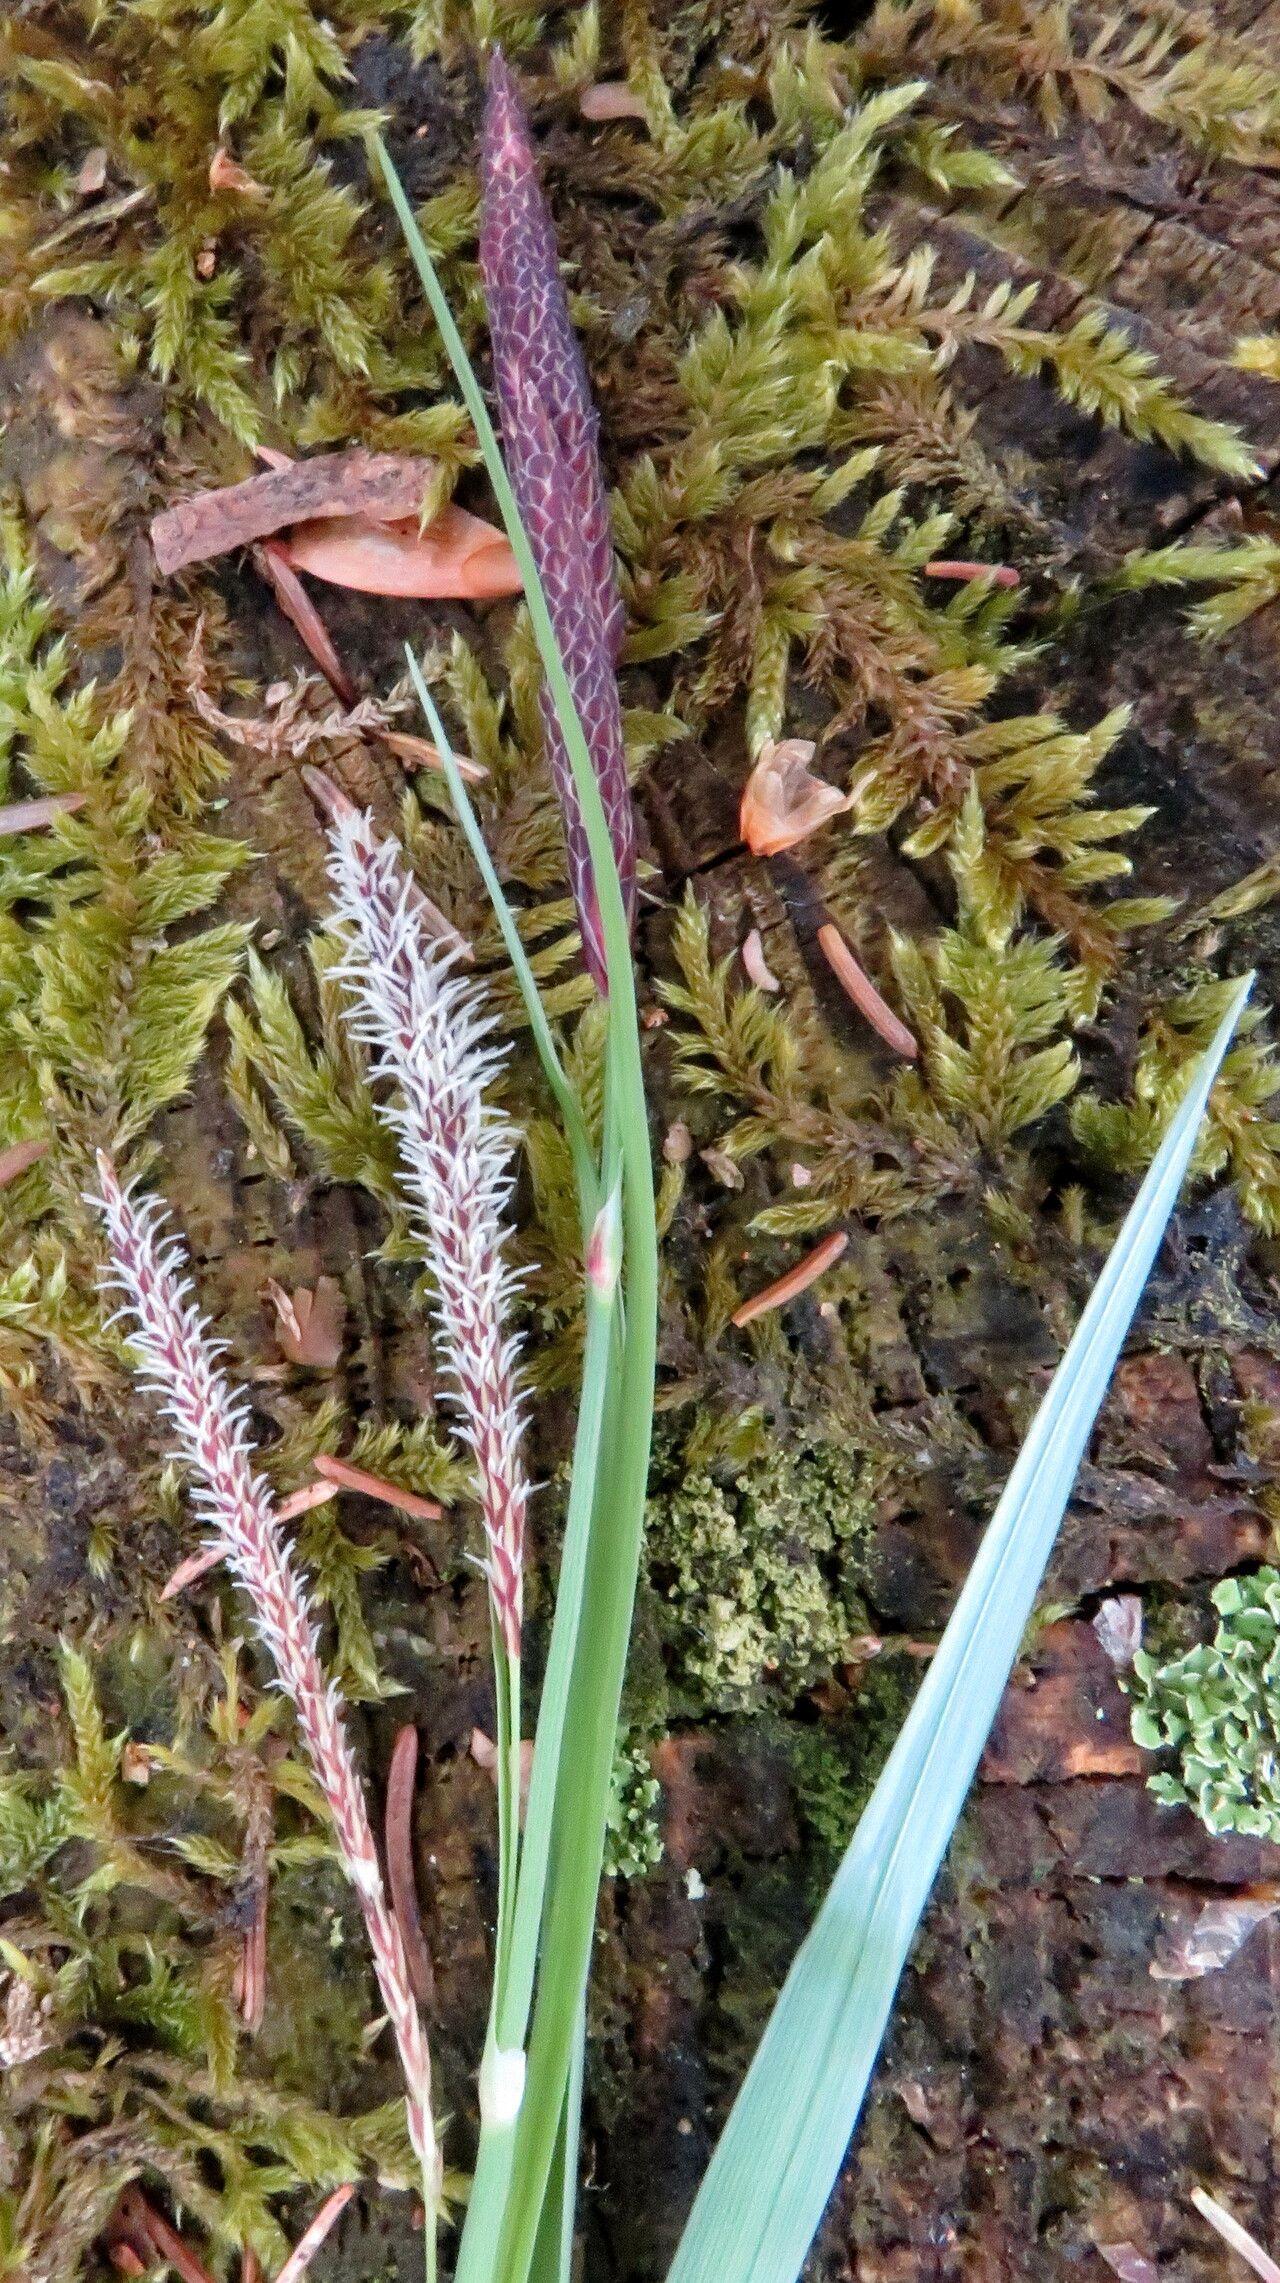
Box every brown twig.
[732,1231,849,1327]
[152,451,434,576]
[385,1725,435,2006]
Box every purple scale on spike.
[480,49,636,993]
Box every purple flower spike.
[480,50,637,993]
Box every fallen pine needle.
[0,792,87,836]
[255,542,357,703]
[732,1231,849,1327]
[0,1138,47,1186]
[117,2191,219,2283]
[313,1452,443,1522]
[386,1725,435,2005]
[923,558,1020,587]
[272,2188,356,2283]
[1191,2187,1280,2283]
[817,922,918,1060]
[380,727,488,785]
[160,1481,339,1597]
[159,1545,223,1601]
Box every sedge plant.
[95,46,1254,2283]
[368,58,1255,2283]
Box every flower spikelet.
[480,47,637,992]
[92,1154,438,2186]
[323,805,529,1658]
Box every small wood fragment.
[0,1138,47,1187]
[272,2188,356,2283]
[579,80,648,121]
[817,922,918,1059]
[385,1725,435,2006]
[255,541,357,703]
[732,1230,849,1327]
[924,558,1020,587]
[151,450,436,576]
[0,791,87,837]
[312,1452,443,1522]
[741,927,780,992]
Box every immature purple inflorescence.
[480,49,637,992]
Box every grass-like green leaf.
[666,972,1252,2283]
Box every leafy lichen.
[1130,1570,1280,1841]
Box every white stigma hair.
[322,800,529,1660]
[93,1154,439,2190]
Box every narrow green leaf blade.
[667,973,1252,2283]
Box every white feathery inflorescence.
[93,1153,439,2189]
[323,803,529,1660]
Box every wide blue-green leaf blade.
[667,972,1252,2283]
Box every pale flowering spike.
[322,808,529,1659]
[92,1155,439,2192]
[480,48,637,993]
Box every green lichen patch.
[646,1440,877,1717]
[1130,1568,1280,1840]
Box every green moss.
[646,1440,876,1717]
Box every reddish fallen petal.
[77,147,108,196]
[263,1275,346,1368]
[159,1545,223,1601]
[0,791,87,836]
[740,739,852,858]
[817,922,919,1060]
[1190,2186,1280,2283]
[272,2189,356,2283]
[312,1452,443,1522]
[0,1138,47,1187]
[385,1725,435,2006]
[732,1231,849,1328]
[208,146,268,200]
[741,928,780,992]
[279,503,522,600]
[151,450,435,576]
[256,542,357,704]
[924,558,1020,587]
[118,2191,219,2283]
[107,2249,147,2278]
[242,2249,263,2283]
[379,728,489,786]
[579,80,648,121]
